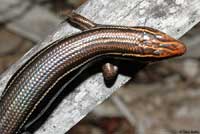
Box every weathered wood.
[0,0,200,134]
[181,23,200,57]
[0,0,61,41]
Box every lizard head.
[130,27,186,60]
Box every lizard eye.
[143,32,156,41]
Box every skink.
[0,12,186,134]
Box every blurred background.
[0,0,200,134]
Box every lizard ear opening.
[66,12,97,31]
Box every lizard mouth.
[157,40,187,58]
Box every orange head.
[131,27,186,60]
